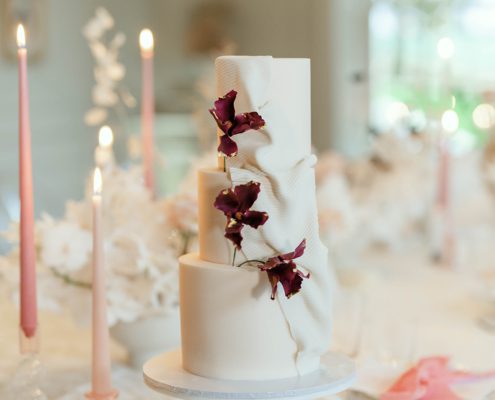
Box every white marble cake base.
[142,350,355,400]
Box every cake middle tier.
[179,253,320,380]
[198,167,247,265]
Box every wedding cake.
[179,56,332,381]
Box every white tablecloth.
[1,246,494,399]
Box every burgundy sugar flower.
[259,239,310,300]
[209,90,265,157]
[214,181,269,249]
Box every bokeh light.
[437,37,455,60]
[441,109,459,133]
[472,103,495,129]
[386,101,410,125]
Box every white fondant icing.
[179,253,320,381]
[215,56,333,372]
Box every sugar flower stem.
[180,231,193,256]
[223,156,227,172]
[50,268,92,289]
[232,247,237,266]
[236,259,265,269]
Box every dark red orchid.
[214,181,269,249]
[209,90,265,157]
[259,239,310,300]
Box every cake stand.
[143,350,356,400]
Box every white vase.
[110,310,181,369]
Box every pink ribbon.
[381,357,495,400]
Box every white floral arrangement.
[316,133,434,256]
[0,130,436,324]
[83,7,136,127]
[0,166,197,326]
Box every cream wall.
[0,0,370,243]
[311,0,371,155]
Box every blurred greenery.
[389,82,488,146]
[370,0,495,148]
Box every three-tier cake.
[179,55,332,381]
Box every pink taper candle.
[437,106,458,210]
[437,138,455,267]
[17,24,38,344]
[86,168,118,400]
[436,109,458,267]
[139,29,155,195]
[437,139,450,209]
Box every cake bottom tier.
[179,253,320,381]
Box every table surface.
[1,246,494,399]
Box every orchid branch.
[235,259,265,269]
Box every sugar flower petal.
[280,239,307,261]
[242,210,269,229]
[214,188,239,215]
[258,239,310,300]
[211,90,236,129]
[266,261,309,300]
[231,112,266,136]
[214,181,269,250]
[218,134,238,158]
[209,90,265,157]
[225,220,244,249]
[234,181,261,212]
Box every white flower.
[107,63,125,81]
[65,200,90,228]
[106,276,148,325]
[38,217,91,272]
[95,7,114,30]
[89,41,107,60]
[151,270,179,311]
[84,107,108,126]
[105,230,149,277]
[82,19,105,41]
[92,84,118,107]
[110,32,126,49]
[344,133,432,248]
[94,66,111,85]
[317,170,357,248]
[164,193,198,234]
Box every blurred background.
[3,1,495,233]
[2,1,495,398]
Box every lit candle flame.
[93,167,103,195]
[441,110,459,134]
[139,29,154,52]
[98,125,113,148]
[17,24,26,48]
[473,103,495,130]
[437,37,454,60]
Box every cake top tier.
[215,56,312,172]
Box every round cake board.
[143,349,356,400]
